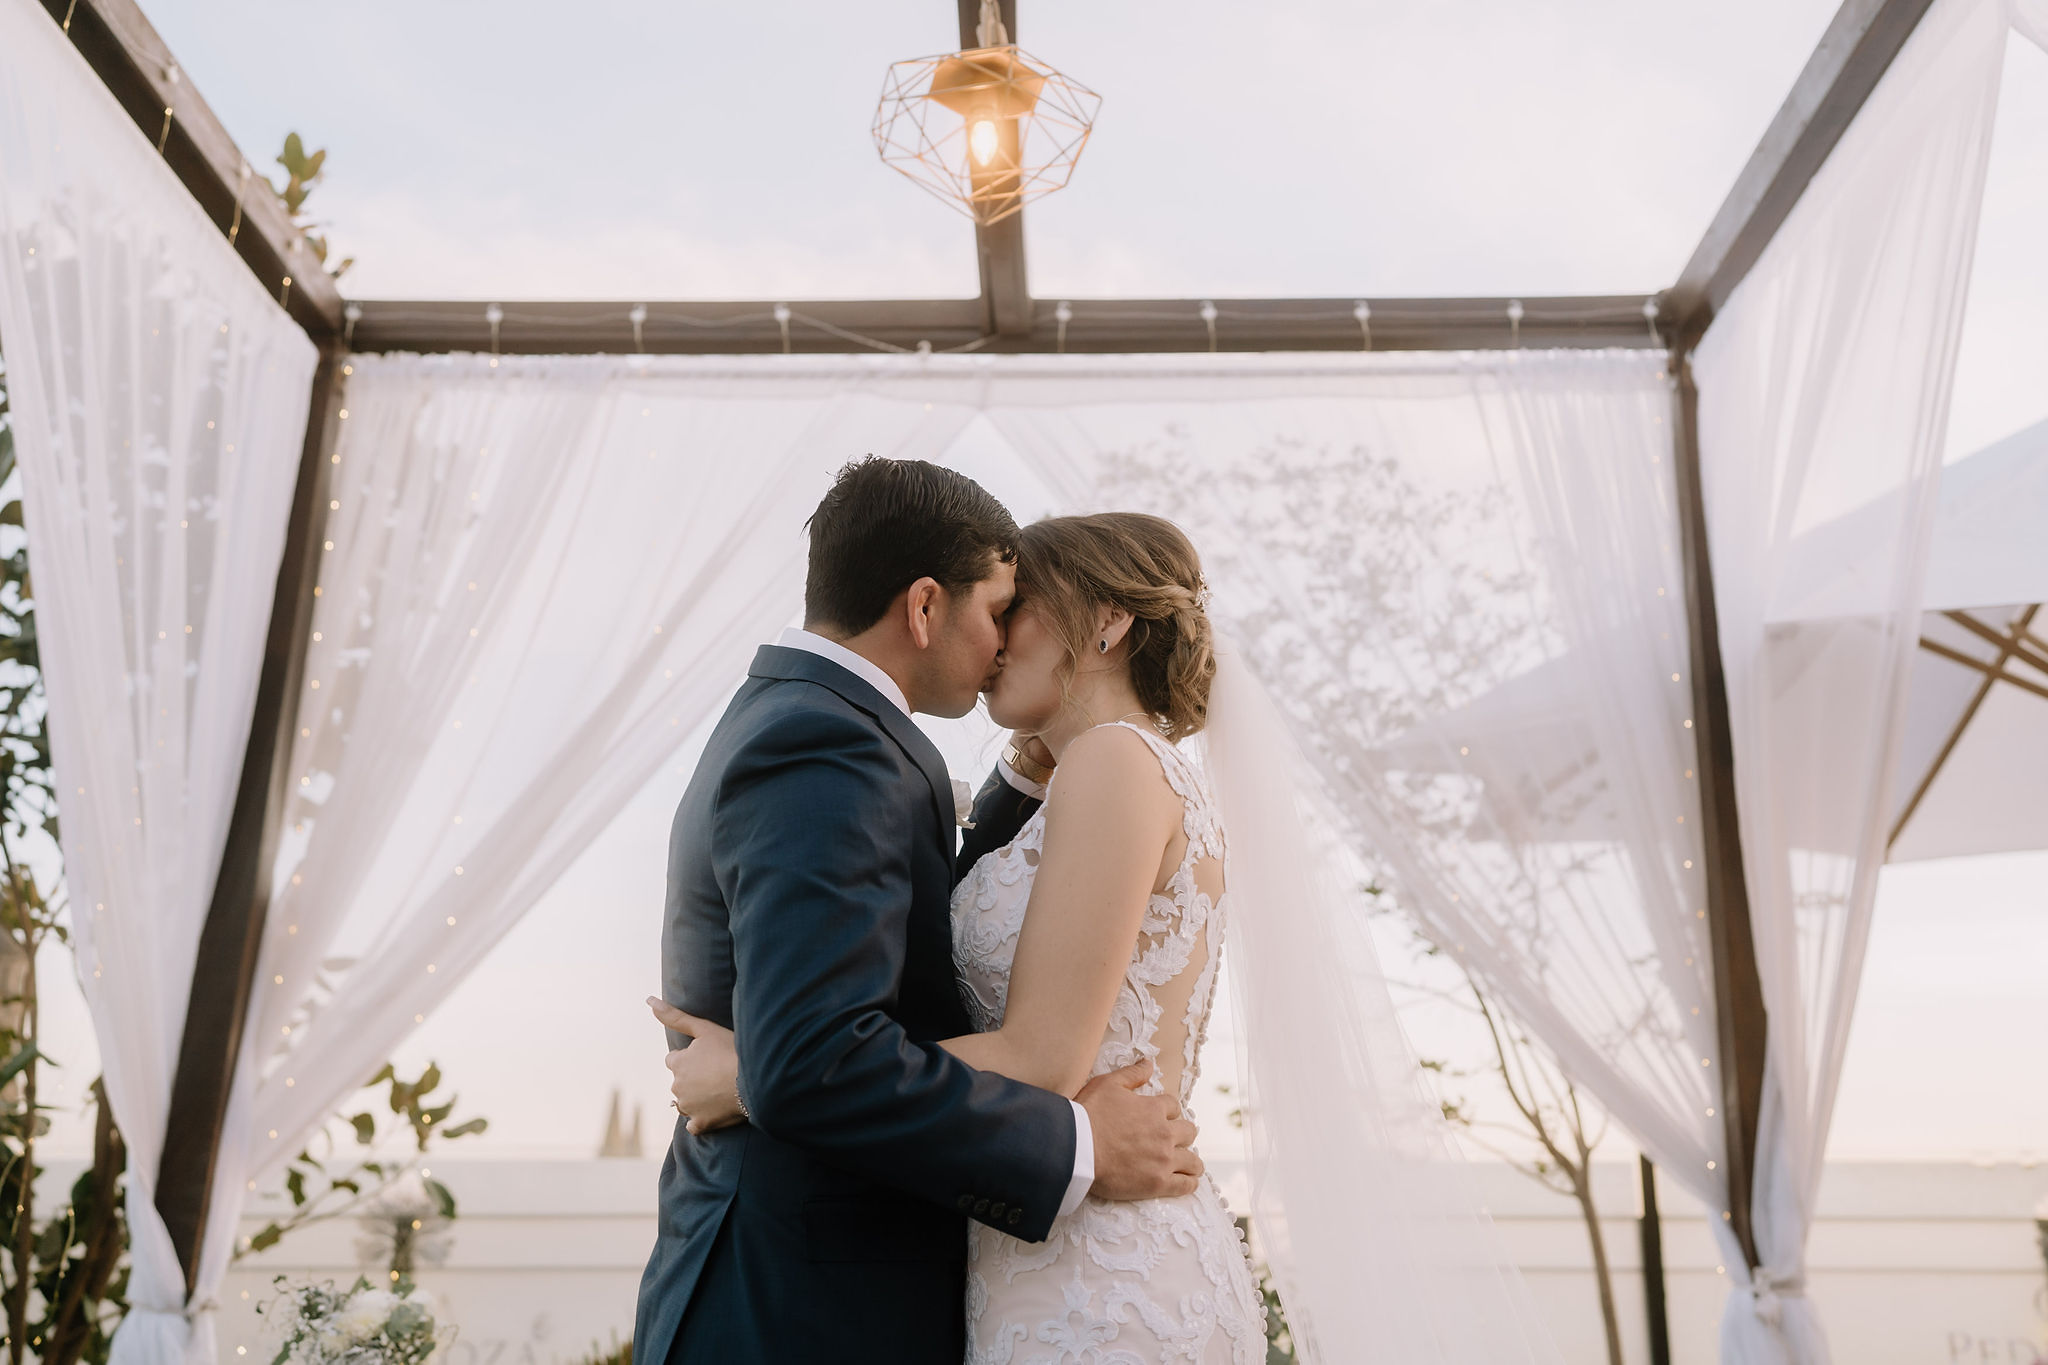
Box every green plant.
[256,1274,443,1365]
[572,1333,631,1365]
[242,1062,487,1260]
[272,132,354,279]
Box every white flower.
[337,1291,395,1343]
[354,1288,400,1318]
[951,777,976,829]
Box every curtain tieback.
[1750,1270,1806,1327]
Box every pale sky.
[27,2,2048,1165]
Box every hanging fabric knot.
[1749,1269,1805,1327]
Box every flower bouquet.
[259,1276,446,1365]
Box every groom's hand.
[1077,1060,1203,1202]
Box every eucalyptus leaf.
[422,1177,457,1220]
[0,1040,39,1088]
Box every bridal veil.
[1203,650,1563,1364]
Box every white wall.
[151,1159,2048,1365]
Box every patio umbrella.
[1373,416,2048,862]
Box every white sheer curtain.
[979,349,1732,1248]
[194,354,978,1321]
[0,3,318,1363]
[1691,0,2022,1357]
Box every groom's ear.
[903,576,943,650]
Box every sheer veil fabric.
[1204,651,1561,1365]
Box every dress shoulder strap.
[1101,721,1224,859]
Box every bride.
[654,512,1558,1365]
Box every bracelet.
[1002,741,1056,786]
[735,1082,750,1121]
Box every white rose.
[337,1294,392,1343]
[354,1288,400,1319]
[951,777,976,829]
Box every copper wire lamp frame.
[872,41,1101,227]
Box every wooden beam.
[155,346,346,1290]
[347,294,1664,357]
[1664,0,1937,350]
[958,0,1031,337]
[1637,1156,1672,1365]
[39,0,344,340]
[1670,355,1767,1270]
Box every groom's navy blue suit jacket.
[636,645,1074,1365]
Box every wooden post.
[155,345,345,1291]
[957,0,1031,338]
[1638,1155,1672,1365]
[1669,355,1768,1270]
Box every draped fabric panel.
[195,355,979,1317]
[982,352,1728,1193]
[1691,0,2017,1357]
[2018,0,2048,49]
[0,3,319,1362]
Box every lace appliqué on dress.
[951,723,1265,1365]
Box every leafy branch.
[241,1062,487,1259]
[272,132,354,279]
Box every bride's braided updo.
[1015,512,1216,741]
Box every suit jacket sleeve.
[717,705,1076,1243]
[954,764,1043,882]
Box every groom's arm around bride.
[637,459,1198,1365]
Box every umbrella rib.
[1894,606,2047,851]
[1943,609,2048,678]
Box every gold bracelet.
[1002,741,1056,786]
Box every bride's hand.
[647,996,746,1135]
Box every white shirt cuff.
[998,756,1049,802]
[1059,1099,1095,1217]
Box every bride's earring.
[1097,638,1109,654]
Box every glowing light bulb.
[969,117,1001,166]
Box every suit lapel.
[748,645,954,849]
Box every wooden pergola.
[37,0,1943,1338]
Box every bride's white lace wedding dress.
[951,722,1267,1365]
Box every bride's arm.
[940,725,1179,1098]
[648,727,1178,1124]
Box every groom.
[636,458,1201,1364]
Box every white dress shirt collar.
[776,627,912,718]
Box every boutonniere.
[950,777,977,830]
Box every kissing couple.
[634,458,1558,1365]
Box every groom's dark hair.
[804,457,1019,635]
